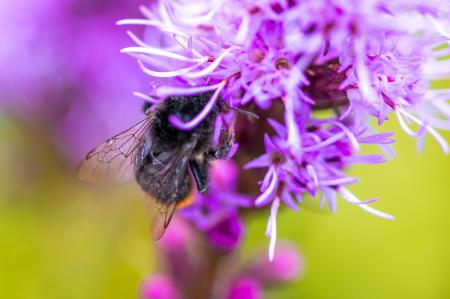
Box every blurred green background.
[0,109,449,299]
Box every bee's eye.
[142,102,152,113]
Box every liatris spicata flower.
[141,218,303,299]
[181,160,251,250]
[119,0,450,260]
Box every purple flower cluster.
[181,160,252,251]
[121,0,450,259]
[245,116,396,259]
[141,218,303,299]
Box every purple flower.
[140,275,181,299]
[227,278,263,299]
[157,219,195,287]
[144,219,303,299]
[207,213,243,251]
[181,160,251,250]
[241,243,303,285]
[245,116,395,259]
[120,0,449,259]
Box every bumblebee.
[78,93,236,239]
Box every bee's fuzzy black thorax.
[150,93,221,153]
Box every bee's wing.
[78,117,152,183]
[145,195,177,241]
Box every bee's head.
[142,101,153,114]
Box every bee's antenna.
[223,101,259,119]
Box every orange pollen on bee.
[176,188,196,209]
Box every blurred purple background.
[0,0,149,162]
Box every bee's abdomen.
[133,140,192,204]
[135,161,192,203]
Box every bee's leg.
[208,131,235,159]
[189,159,209,193]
